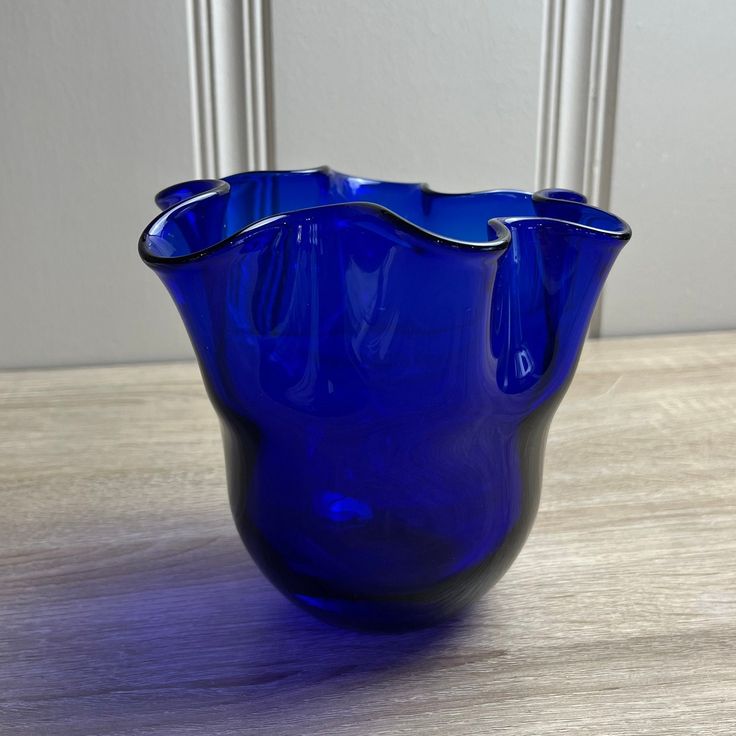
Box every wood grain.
[1,332,735,735]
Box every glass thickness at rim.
[139,166,630,265]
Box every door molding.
[535,0,625,335]
[535,0,624,204]
[186,0,273,178]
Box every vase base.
[287,591,472,632]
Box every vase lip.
[139,166,631,266]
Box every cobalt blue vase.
[139,167,631,630]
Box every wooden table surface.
[1,332,734,735]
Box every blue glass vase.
[139,167,631,630]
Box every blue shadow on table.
[28,537,491,732]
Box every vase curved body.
[139,168,631,629]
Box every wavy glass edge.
[139,166,631,266]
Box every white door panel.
[270,0,542,192]
[602,0,736,335]
[1,0,730,369]
[0,0,195,368]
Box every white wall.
[0,0,195,369]
[601,0,736,335]
[1,0,733,369]
[270,0,542,192]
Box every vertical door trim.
[187,0,217,179]
[186,0,273,179]
[583,0,625,209]
[535,0,565,191]
[535,0,625,335]
[242,0,274,170]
